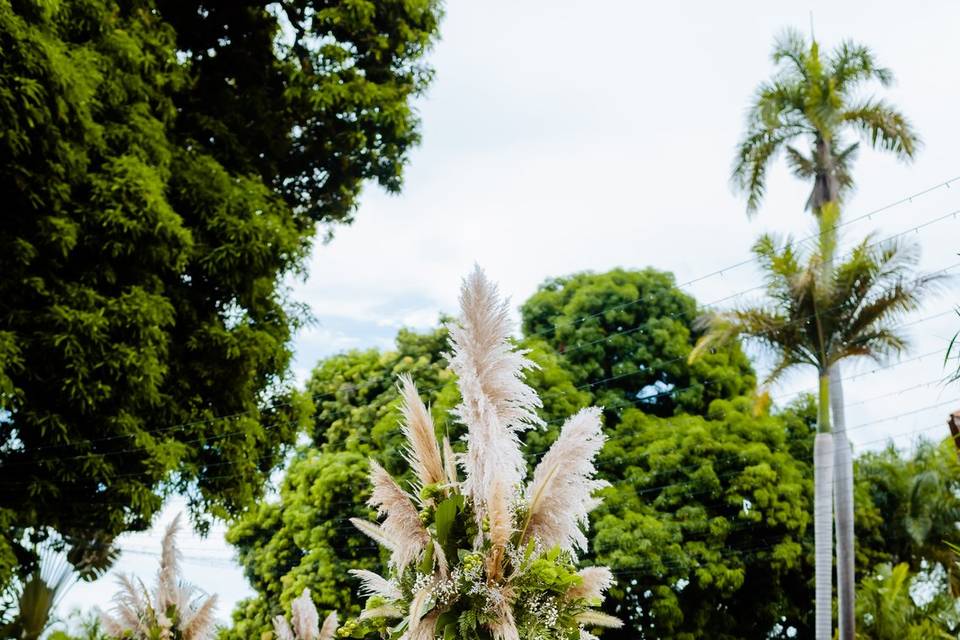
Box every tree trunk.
[814,374,834,640]
[816,136,856,640]
[831,365,855,640]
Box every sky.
[58,0,960,628]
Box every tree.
[0,0,441,588]
[854,563,958,640]
[520,268,755,420]
[855,440,960,592]
[223,450,374,640]
[591,397,816,639]
[0,534,117,640]
[691,224,943,639]
[733,29,920,639]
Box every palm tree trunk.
[816,137,856,640]
[831,364,856,640]
[815,373,835,640]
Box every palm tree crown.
[691,228,945,419]
[734,29,919,214]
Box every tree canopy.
[0,0,441,589]
[520,268,756,419]
[592,397,816,639]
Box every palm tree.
[690,220,943,640]
[855,563,956,640]
[0,533,117,640]
[732,29,920,640]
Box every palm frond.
[771,28,812,80]
[784,145,816,179]
[828,40,894,92]
[842,99,919,159]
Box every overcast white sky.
[60,0,960,627]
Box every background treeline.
[223,268,960,639]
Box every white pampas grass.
[101,515,217,640]
[523,408,608,555]
[574,610,624,628]
[485,477,513,582]
[410,611,440,640]
[442,436,459,486]
[358,604,402,621]
[407,586,434,639]
[273,616,295,640]
[447,266,543,520]
[291,588,320,640]
[273,589,337,640]
[319,612,338,640]
[348,569,402,601]
[181,595,218,640]
[366,460,430,569]
[349,518,398,552]
[566,567,614,602]
[488,588,520,640]
[351,267,621,638]
[398,374,445,498]
[157,514,182,612]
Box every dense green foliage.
[592,398,816,639]
[225,450,377,639]
[0,0,441,593]
[854,562,958,639]
[520,268,755,418]
[855,441,960,587]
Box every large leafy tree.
[0,0,441,591]
[592,397,816,639]
[733,29,920,639]
[855,441,960,591]
[692,224,943,639]
[520,268,755,419]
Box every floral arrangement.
[100,515,217,640]
[339,267,621,640]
